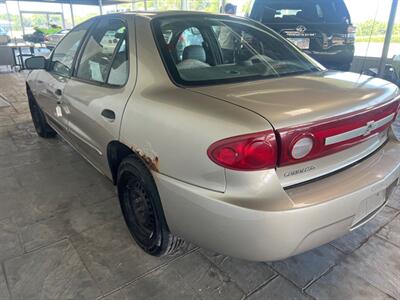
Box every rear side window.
[256,0,350,24]
[76,18,128,85]
[176,27,204,61]
[153,16,321,86]
[108,39,128,85]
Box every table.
[7,43,47,70]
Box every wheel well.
[26,83,32,95]
[107,141,139,185]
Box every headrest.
[182,45,206,62]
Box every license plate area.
[287,38,310,49]
[352,191,385,228]
[351,179,399,230]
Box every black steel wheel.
[117,155,183,256]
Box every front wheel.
[27,89,57,138]
[117,155,183,256]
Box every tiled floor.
[0,69,400,299]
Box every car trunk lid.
[190,71,399,186]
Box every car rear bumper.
[154,139,400,261]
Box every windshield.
[153,16,322,86]
[255,0,350,24]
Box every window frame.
[48,18,97,78]
[72,16,130,88]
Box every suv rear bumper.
[308,45,355,70]
[154,139,400,261]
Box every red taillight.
[278,100,399,166]
[207,130,277,171]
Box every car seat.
[177,45,210,70]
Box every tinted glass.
[176,27,204,61]
[51,20,93,76]
[77,18,127,84]
[108,39,129,85]
[154,16,321,86]
[260,0,350,24]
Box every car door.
[34,19,95,135]
[62,15,136,176]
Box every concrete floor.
[1,69,400,300]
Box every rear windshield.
[152,16,322,86]
[253,0,350,24]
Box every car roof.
[111,10,244,21]
[127,10,218,17]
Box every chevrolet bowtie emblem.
[364,121,375,136]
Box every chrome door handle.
[55,89,62,96]
[101,109,116,121]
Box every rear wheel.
[117,155,183,256]
[27,89,56,138]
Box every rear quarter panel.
[119,16,273,192]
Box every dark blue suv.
[250,0,355,71]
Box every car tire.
[117,155,183,256]
[27,89,57,138]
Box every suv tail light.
[346,25,356,44]
[207,130,277,171]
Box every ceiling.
[3,0,134,5]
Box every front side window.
[50,20,93,77]
[76,18,128,85]
[154,16,322,86]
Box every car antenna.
[360,0,380,76]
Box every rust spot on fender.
[130,146,160,172]
[140,154,160,172]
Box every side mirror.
[25,56,47,70]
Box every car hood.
[190,71,399,129]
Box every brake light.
[207,130,277,171]
[392,104,400,141]
[278,100,399,167]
